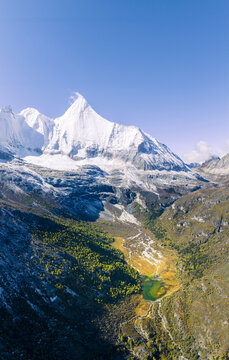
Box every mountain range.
[1,93,186,171]
[0,94,228,360]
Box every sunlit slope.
[149,185,229,359]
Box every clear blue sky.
[0,0,228,162]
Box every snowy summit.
[0,93,187,174]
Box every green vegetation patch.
[32,217,141,304]
[143,186,229,358]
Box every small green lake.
[142,276,166,301]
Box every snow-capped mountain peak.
[0,93,189,177]
[48,92,115,155]
[63,92,90,116]
[20,107,54,148]
[20,107,53,135]
[199,153,229,176]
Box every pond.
[142,276,166,301]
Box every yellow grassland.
[112,236,180,316]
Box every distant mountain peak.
[199,152,229,176]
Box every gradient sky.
[0,0,228,162]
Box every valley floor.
[0,159,228,360]
[97,219,184,359]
